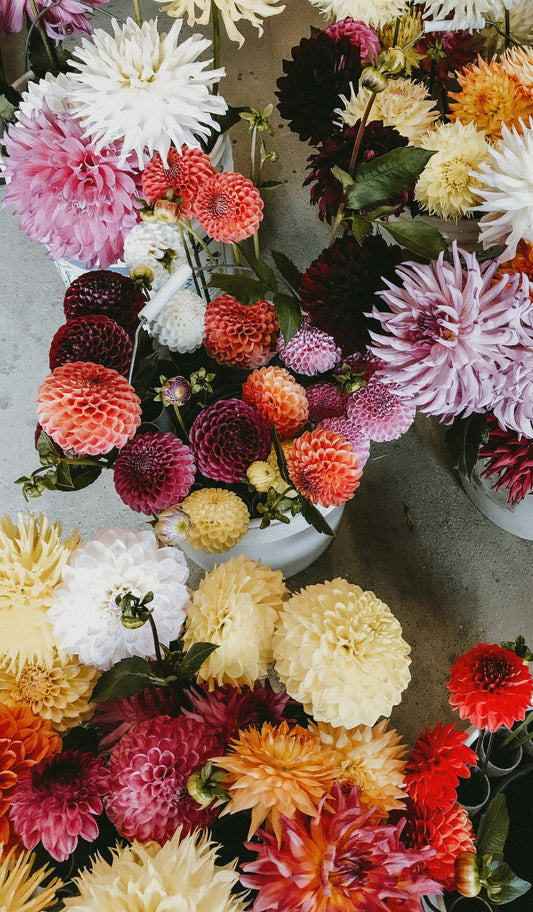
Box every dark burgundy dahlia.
[113,431,196,514]
[300,234,404,356]
[63,270,146,339]
[189,398,271,483]
[49,315,133,375]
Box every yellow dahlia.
[0,513,79,671]
[448,56,533,143]
[0,845,59,912]
[183,555,288,688]
[246,460,286,495]
[180,488,249,553]
[309,719,408,821]
[378,9,424,74]
[501,45,533,89]
[415,120,490,220]
[155,0,285,47]
[272,579,411,728]
[62,828,247,912]
[340,78,438,146]
[0,647,99,733]
[215,721,342,841]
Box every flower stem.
[211,0,221,94]
[177,222,204,299]
[504,8,510,48]
[132,0,143,27]
[148,613,165,675]
[479,729,493,778]
[328,94,376,248]
[173,405,189,439]
[27,0,59,70]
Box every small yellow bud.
[153,199,181,224]
[247,460,286,494]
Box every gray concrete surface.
[1,0,532,750]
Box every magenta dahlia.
[49,315,133,375]
[480,415,533,505]
[317,417,371,467]
[277,320,341,375]
[306,382,348,422]
[322,17,380,63]
[347,377,416,441]
[106,714,223,843]
[0,0,110,40]
[113,431,196,515]
[3,108,141,268]
[63,270,146,340]
[9,750,110,862]
[404,723,478,812]
[189,398,271,483]
[183,681,296,747]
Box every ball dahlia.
[113,431,196,515]
[49,315,133,375]
[400,798,475,891]
[204,294,279,369]
[63,270,146,340]
[180,487,250,553]
[447,643,533,732]
[317,418,371,467]
[276,319,340,375]
[404,722,478,811]
[189,398,271,483]
[195,170,264,243]
[242,365,309,438]
[286,427,362,507]
[306,382,348,422]
[346,377,416,442]
[148,288,207,353]
[142,144,216,211]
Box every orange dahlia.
[286,427,362,507]
[495,239,533,288]
[36,361,141,456]
[448,56,533,143]
[214,720,342,842]
[141,145,216,214]
[204,294,279,369]
[242,366,308,438]
[195,171,264,243]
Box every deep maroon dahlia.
[479,414,533,505]
[63,270,146,339]
[416,27,476,86]
[182,681,297,747]
[306,382,348,422]
[276,32,363,145]
[300,234,404,356]
[189,398,271,483]
[305,120,410,223]
[113,431,196,515]
[49,315,133,375]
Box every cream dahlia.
[123,222,186,292]
[340,78,438,146]
[501,45,533,89]
[423,0,522,30]
[180,487,250,553]
[156,0,285,46]
[148,288,207,353]
[308,0,409,29]
[415,120,490,220]
[378,8,424,74]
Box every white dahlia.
[339,78,438,147]
[423,0,522,30]
[308,0,409,29]
[69,17,227,168]
[474,121,533,259]
[501,46,533,89]
[47,528,190,670]
[18,73,73,119]
[149,287,207,352]
[123,222,186,292]
[156,0,285,47]
[415,120,490,220]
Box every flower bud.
[360,66,388,94]
[455,852,482,897]
[153,199,181,224]
[155,505,192,546]
[382,46,406,75]
[160,376,191,407]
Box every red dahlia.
[404,722,478,811]
[141,145,216,214]
[447,643,533,732]
[49,315,133,375]
[400,798,475,891]
[113,431,196,515]
[479,414,533,505]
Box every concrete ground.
[1,0,533,750]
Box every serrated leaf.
[477,795,510,859]
[347,147,436,210]
[300,498,335,536]
[91,656,168,702]
[207,273,268,305]
[445,413,489,479]
[179,642,219,678]
[274,292,302,344]
[237,247,278,291]
[271,250,302,296]
[379,218,448,259]
[350,215,372,246]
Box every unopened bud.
[153,199,181,224]
[455,852,481,898]
[360,66,388,94]
[130,264,154,291]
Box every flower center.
[478,655,512,690]
[442,159,470,189]
[208,192,230,218]
[17,665,54,703]
[410,310,455,347]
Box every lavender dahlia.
[189,398,271,483]
[114,432,196,515]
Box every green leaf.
[36,431,60,460]
[331,165,355,192]
[207,273,268,305]
[56,463,103,493]
[273,292,302,344]
[379,218,448,259]
[0,93,16,125]
[91,656,169,702]
[445,413,489,479]
[271,250,302,296]
[179,642,219,679]
[482,858,531,904]
[300,498,335,536]
[271,426,291,484]
[55,462,74,490]
[350,215,373,246]
[477,795,510,859]
[237,247,278,291]
[258,180,283,191]
[347,147,436,210]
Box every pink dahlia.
[189,398,271,483]
[286,427,362,507]
[0,0,110,40]
[91,687,182,752]
[113,431,196,515]
[322,17,380,63]
[447,643,533,732]
[182,681,296,747]
[2,108,141,268]
[347,377,416,442]
[317,418,371,468]
[9,750,110,862]
[195,171,264,243]
[369,244,533,422]
[142,145,216,213]
[404,723,478,811]
[277,320,341,376]
[204,294,279,369]
[306,382,348,422]
[49,315,133,375]
[106,714,223,843]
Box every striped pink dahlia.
[113,431,196,515]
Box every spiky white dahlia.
[17,73,73,119]
[123,222,186,292]
[339,78,438,147]
[308,0,409,29]
[423,0,522,30]
[156,0,285,47]
[69,17,227,168]
[474,120,533,260]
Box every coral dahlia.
[195,171,264,243]
[49,315,133,375]
[447,643,533,732]
[400,798,475,891]
[190,398,270,483]
[142,144,216,211]
[317,418,371,467]
[180,488,250,553]
[404,722,478,811]
[113,431,196,515]
[286,427,362,507]
[204,294,279,369]
[242,365,308,438]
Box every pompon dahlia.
[180,487,250,552]
[346,377,416,442]
[242,366,309,438]
[479,415,533,505]
[148,288,207,353]
[182,681,295,746]
[106,715,223,843]
[447,643,533,732]
[340,78,438,146]
[183,555,288,688]
[62,827,247,912]
[49,315,133,375]
[310,719,407,821]
[404,723,478,811]
[2,108,141,269]
[317,418,371,467]
[273,579,411,728]
[309,0,410,31]
[0,845,59,912]
[322,17,380,62]
[306,382,348,422]
[448,56,533,143]
[68,18,227,168]
[286,427,362,507]
[204,294,279,369]
[400,798,475,891]
[122,222,186,292]
[215,721,341,841]
[63,270,146,340]
[113,431,196,515]
[276,320,341,375]
[190,398,270,483]
[9,750,110,862]
[241,780,439,910]
[414,120,490,220]
[0,513,79,673]
[36,361,141,456]
[155,0,285,47]
[195,171,264,243]
[300,234,405,356]
[142,144,216,210]
[276,32,363,145]
[47,527,190,671]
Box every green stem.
[27,0,59,70]
[184,222,218,267]
[328,94,376,248]
[253,230,260,259]
[504,8,510,48]
[211,0,220,94]
[173,405,189,440]
[148,614,165,675]
[392,15,400,46]
[251,125,258,185]
[177,221,203,299]
[132,0,143,27]
[479,729,493,779]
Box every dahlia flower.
[90,686,181,751]
[0,845,59,912]
[286,427,362,507]
[318,418,371,467]
[246,460,287,494]
[0,513,79,673]
[306,382,348,422]
[242,366,309,438]
[378,8,424,74]
[501,45,533,88]
[423,0,522,30]
[416,23,476,84]
[308,0,409,29]
[62,828,247,912]
[49,314,133,376]
[47,527,190,670]
[0,0,109,41]
[106,715,222,842]
[479,416,533,504]
[190,398,270,483]
[148,288,207,352]
[323,16,380,61]
[180,488,250,552]
[183,554,288,688]
[273,578,411,728]
[9,750,110,862]
[276,319,340,375]
[369,244,532,422]
[449,57,533,143]
[415,120,490,220]
[155,0,285,46]
[447,643,533,732]
[142,145,216,210]
[404,722,478,810]
[113,431,196,514]
[215,721,342,841]
[346,378,416,442]
[195,171,264,243]
[17,72,72,119]
[123,222,186,292]
[36,361,141,456]
[183,680,294,746]
[340,78,438,146]
[69,18,227,168]
[63,270,146,339]
[241,781,440,909]
[401,798,475,891]
[204,294,279,368]
[2,108,141,269]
